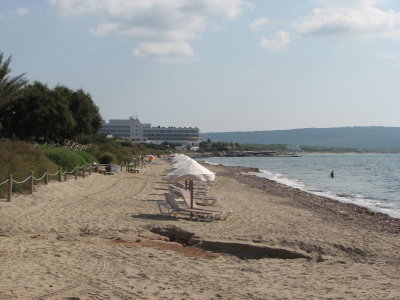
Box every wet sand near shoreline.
[0,161,399,299]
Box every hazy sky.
[1,0,399,132]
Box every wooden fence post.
[58,169,62,182]
[83,166,85,178]
[120,164,123,172]
[45,169,49,185]
[7,175,12,202]
[75,165,78,180]
[30,171,34,194]
[64,169,67,181]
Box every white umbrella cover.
[164,160,215,182]
[164,160,215,209]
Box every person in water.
[329,170,334,178]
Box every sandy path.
[0,162,399,299]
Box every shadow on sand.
[131,214,175,221]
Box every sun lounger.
[173,181,209,191]
[170,183,209,198]
[179,189,231,219]
[168,184,218,206]
[159,193,222,221]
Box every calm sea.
[203,153,400,218]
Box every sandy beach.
[0,161,399,299]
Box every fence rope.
[2,162,98,201]
[33,173,47,181]
[67,167,77,174]
[13,176,32,184]
[48,170,60,176]
[0,179,10,186]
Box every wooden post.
[64,169,67,181]
[120,164,123,172]
[7,175,12,202]
[189,180,194,209]
[30,171,34,194]
[58,169,62,182]
[45,169,49,185]
[83,166,85,178]
[75,165,78,180]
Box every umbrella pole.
[189,180,194,209]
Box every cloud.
[133,41,195,59]
[295,6,400,41]
[49,0,248,61]
[260,31,290,52]
[310,0,390,7]
[15,8,30,16]
[249,18,268,31]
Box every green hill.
[201,127,400,151]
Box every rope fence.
[12,177,32,184]
[0,159,146,202]
[33,173,47,181]
[0,163,97,202]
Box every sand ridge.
[0,161,399,299]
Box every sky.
[1,0,399,133]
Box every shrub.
[0,139,58,197]
[76,151,97,164]
[41,145,97,171]
[98,152,117,164]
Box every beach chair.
[179,189,231,220]
[159,193,222,221]
[174,181,209,192]
[170,182,209,198]
[127,164,139,173]
[168,184,218,206]
[105,165,113,175]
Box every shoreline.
[205,163,400,234]
[200,156,400,220]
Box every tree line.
[0,51,102,142]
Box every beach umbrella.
[165,159,215,182]
[146,155,158,161]
[164,160,215,208]
[166,155,193,173]
[171,153,186,163]
[172,156,193,168]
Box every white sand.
[0,161,399,299]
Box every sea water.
[203,153,400,218]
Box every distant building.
[287,145,302,152]
[98,116,200,147]
[98,117,151,142]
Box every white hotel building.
[98,116,200,147]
